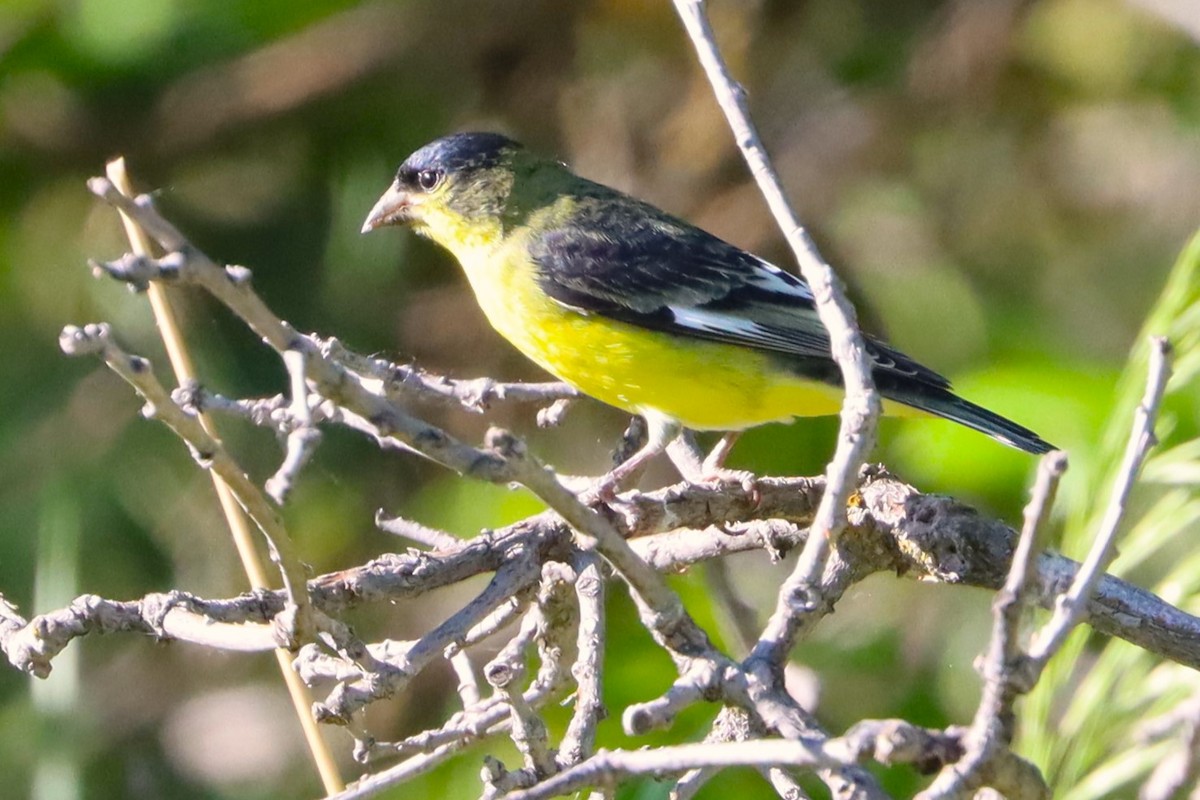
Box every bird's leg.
[665,429,707,479]
[703,431,742,474]
[582,413,681,503]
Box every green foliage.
[1020,231,1200,797]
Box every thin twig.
[919,452,1067,799]
[501,739,838,800]
[331,742,469,800]
[1028,337,1172,668]
[102,159,344,793]
[497,680,557,781]
[174,384,290,428]
[671,0,881,673]
[456,592,537,652]
[345,599,579,794]
[374,512,461,551]
[559,551,606,767]
[448,650,481,708]
[670,707,759,800]
[371,684,557,761]
[58,325,314,641]
[922,336,1171,799]
[1139,694,1200,800]
[265,347,323,504]
[311,554,542,724]
[504,721,959,800]
[314,335,578,415]
[486,604,549,694]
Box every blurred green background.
[1,0,1198,797]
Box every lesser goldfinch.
[363,132,1052,486]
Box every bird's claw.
[579,475,621,506]
[698,467,761,509]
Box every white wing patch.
[746,257,813,301]
[668,306,765,338]
[667,300,829,357]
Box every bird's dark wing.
[529,196,951,390]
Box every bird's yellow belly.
[460,251,845,430]
[524,313,845,430]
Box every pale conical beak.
[361,182,415,233]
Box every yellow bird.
[363,132,1052,489]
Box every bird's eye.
[417,169,443,191]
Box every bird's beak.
[361,182,416,233]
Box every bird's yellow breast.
[420,209,846,431]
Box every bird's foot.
[578,413,679,505]
[697,466,761,509]
[664,430,760,507]
[579,459,645,505]
[579,474,622,506]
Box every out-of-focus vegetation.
[0,1,1196,797]
[1021,233,1200,799]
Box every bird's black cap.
[399,132,523,180]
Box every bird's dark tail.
[883,384,1055,455]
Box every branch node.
[537,398,573,428]
[58,323,111,357]
[225,264,253,285]
[485,427,527,461]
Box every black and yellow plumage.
[363,132,1052,482]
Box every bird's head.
[362,132,529,244]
